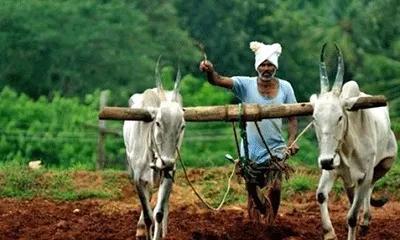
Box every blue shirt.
[231,76,297,163]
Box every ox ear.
[128,96,135,107]
[310,94,318,107]
[128,93,142,107]
[341,96,358,110]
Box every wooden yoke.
[99,95,387,122]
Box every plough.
[99,94,388,223]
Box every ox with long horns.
[123,57,185,240]
[310,43,397,240]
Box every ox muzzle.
[318,152,340,171]
[319,158,334,170]
[150,156,176,170]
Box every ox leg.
[340,168,354,206]
[372,157,394,184]
[367,157,395,208]
[359,187,373,236]
[135,178,154,240]
[317,170,338,240]
[153,170,174,240]
[162,198,170,238]
[360,156,394,237]
[136,211,147,239]
[344,185,354,205]
[346,174,372,240]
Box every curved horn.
[155,55,166,100]
[172,60,182,102]
[320,43,330,93]
[332,43,344,95]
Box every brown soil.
[1,170,400,240]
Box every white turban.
[250,41,282,70]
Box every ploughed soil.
[1,168,400,240]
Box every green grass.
[0,162,127,200]
[1,156,400,204]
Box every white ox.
[310,43,397,240]
[123,59,185,240]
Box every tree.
[0,0,200,104]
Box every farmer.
[199,41,299,221]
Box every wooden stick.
[98,95,387,122]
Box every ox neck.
[148,122,159,164]
[337,111,349,154]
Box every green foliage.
[174,0,400,107]
[0,87,123,168]
[180,74,234,107]
[179,122,237,168]
[174,0,252,76]
[0,0,200,104]
[0,0,399,171]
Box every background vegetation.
[0,0,399,199]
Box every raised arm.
[199,60,234,89]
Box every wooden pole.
[98,95,387,122]
[96,91,108,170]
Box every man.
[199,41,299,221]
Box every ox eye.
[156,121,161,128]
[338,116,343,122]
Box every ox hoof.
[324,230,337,240]
[370,196,388,207]
[136,228,147,240]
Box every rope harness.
[234,104,294,188]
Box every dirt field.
[1,192,400,239]
[1,168,400,240]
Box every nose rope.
[331,114,348,161]
[151,128,166,168]
[332,137,343,161]
[326,116,347,164]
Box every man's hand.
[286,142,299,156]
[199,60,234,89]
[199,60,214,73]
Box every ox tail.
[370,196,388,207]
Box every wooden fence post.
[96,90,108,170]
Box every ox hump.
[341,81,360,99]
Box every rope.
[231,122,241,158]
[176,147,237,211]
[277,120,314,167]
[176,117,315,211]
[253,121,276,159]
[239,103,249,165]
[287,120,314,150]
[253,121,286,172]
